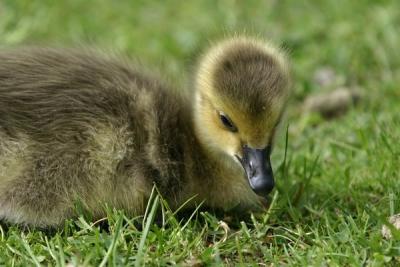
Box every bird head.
[194,36,290,197]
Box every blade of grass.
[20,234,41,267]
[99,213,124,267]
[181,201,205,231]
[135,194,159,267]
[263,190,279,225]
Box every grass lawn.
[1,0,399,265]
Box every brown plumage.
[0,36,290,227]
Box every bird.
[0,36,290,227]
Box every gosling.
[0,36,290,227]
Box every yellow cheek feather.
[195,89,284,156]
[213,98,284,150]
[194,93,242,157]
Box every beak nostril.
[248,161,256,177]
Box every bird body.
[0,37,290,227]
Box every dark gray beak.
[236,145,274,197]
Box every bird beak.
[236,145,274,197]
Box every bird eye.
[218,111,237,132]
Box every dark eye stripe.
[218,111,238,132]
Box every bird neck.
[173,92,263,212]
[178,101,242,205]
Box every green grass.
[1,0,400,265]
